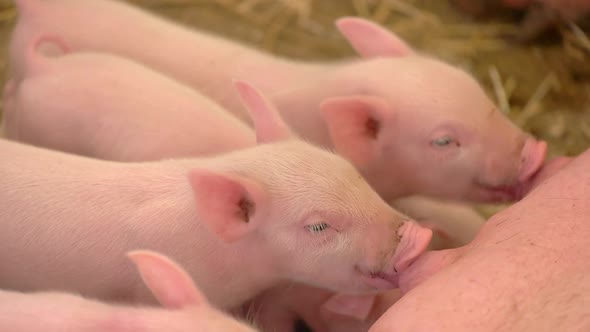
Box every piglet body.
[0,82,432,312]
[0,250,259,332]
[3,37,255,161]
[9,0,548,203]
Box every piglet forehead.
[252,141,387,220]
[372,57,495,119]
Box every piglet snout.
[518,138,547,183]
[390,221,433,274]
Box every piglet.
[8,0,549,204]
[451,0,590,42]
[242,196,486,332]
[369,149,589,331]
[0,250,259,332]
[0,81,432,312]
[3,35,255,161]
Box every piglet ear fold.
[188,169,267,243]
[320,95,391,168]
[320,294,376,321]
[128,250,206,309]
[335,17,414,58]
[233,79,294,144]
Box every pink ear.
[188,169,266,242]
[128,250,206,309]
[321,294,376,321]
[320,95,391,167]
[233,79,294,144]
[335,17,414,58]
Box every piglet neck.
[159,160,279,309]
[190,234,278,309]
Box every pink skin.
[243,198,486,332]
[2,36,256,161]
[368,148,589,331]
[8,0,548,203]
[0,250,259,332]
[0,81,431,312]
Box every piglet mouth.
[474,181,523,201]
[474,139,548,202]
[356,266,399,290]
[357,221,432,290]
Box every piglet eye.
[431,136,457,147]
[306,222,330,233]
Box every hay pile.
[0,0,588,215]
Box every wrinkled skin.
[0,250,259,332]
[367,151,588,331]
[451,0,590,42]
[0,82,432,311]
[8,0,548,204]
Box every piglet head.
[128,250,258,331]
[323,17,547,203]
[189,81,432,293]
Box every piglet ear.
[233,79,294,144]
[128,250,206,309]
[335,17,414,58]
[320,95,391,168]
[188,169,267,243]
[321,294,376,321]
